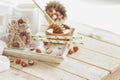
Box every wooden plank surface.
[1,33,120,80]
[104,67,120,80]
[69,47,120,73]
[0,68,43,80]
[67,21,120,47]
[10,59,86,80]
[79,34,120,60]
[48,58,109,80]
[1,21,120,80]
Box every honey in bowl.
[46,24,75,41]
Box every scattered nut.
[58,47,62,49]
[30,48,35,51]
[7,56,14,62]
[68,49,74,55]
[15,58,21,64]
[36,49,41,53]
[9,57,35,67]
[46,47,50,50]
[10,59,14,62]
[28,60,34,65]
[58,54,62,56]
[73,46,79,52]
[43,42,48,46]
[46,49,52,54]
[21,61,28,67]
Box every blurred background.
[0,0,120,35]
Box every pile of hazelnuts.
[9,57,34,67]
[46,8,64,21]
[45,1,67,23]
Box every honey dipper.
[32,0,65,31]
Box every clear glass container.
[7,17,31,49]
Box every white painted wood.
[0,56,10,72]
[0,40,6,55]
[48,57,109,80]
[67,21,120,47]
[69,47,120,73]
[4,48,63,63]
[10,59,86,80]
[1,20,120,80]
[0,68,42,80]
[78,34,120,60]
[104,68,120,80]
[3,42,70,63]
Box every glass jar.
[7,17,31,49]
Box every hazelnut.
[12,42,19,47]
[73,46,79,52]
[46,49,52,54]
[63,24,70,29]
[57,16,63,20]
[8,56,14,62]
[30,48,35,51]
[68,49,74,55]
[55,11,61,17]
[28,60,34,65]
[18,19,25,24]
[58,47,62,49]
[52,14,57,20]
[10,59,14,62]
[21,61,28,67]
[15,58,21,64]
[11,20,17,25]
[48,8,56,13]
[47,12,53,17]
[43,42,48,46]
[46,47,50,50]
[36,49,41,53]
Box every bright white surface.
[13,3,40,34]
[0,0,120,34]
[0,40,9,72]
[0,56,10,72]
[0,40,6,55]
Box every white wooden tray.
[3,42,70,63]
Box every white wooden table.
[1,22,120,80]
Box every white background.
[0,0,120,35]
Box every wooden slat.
[79,34,120,60]
[48,57,109,80]
[10,60,86,80]
[69,47,120,73]
[3,48,64,63]
[93,30,120,47]
[0,68,42,80]
[105,67,120,80]
[67,21,120,46]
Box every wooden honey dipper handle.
[32,0,56,24]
